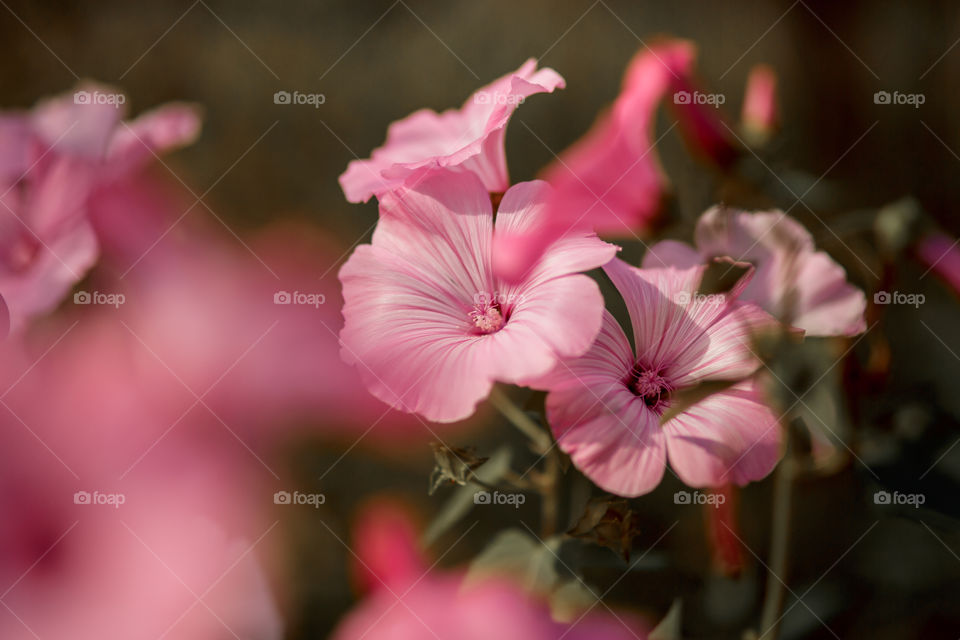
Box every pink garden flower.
[339,59,564,203]
[0,322,282,640]
[741,64,779,146]
[915,232,960,296]
[331,499,645,640]
[495,39,728,283]
[643,206,867,337]
[339,169,617,423]
[0,83,199,330]
[534,258,782,497]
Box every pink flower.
[89,218,420,442]
[662,41,739,169]
[915,232,960,296]
[339,169,617,423]
[0,83,199,330]
[534,258,782,497]
[331,499,645,640]
[339,59,564,203]
[644,206,867,337]
[494,39,711,284]
[741,64,779,146]
[0,326,282,640]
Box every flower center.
[628,365,673,414]
[2,234,39,273]
[469,301,504,334]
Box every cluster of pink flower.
[337,42,868,501]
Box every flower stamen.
[628,365,673,414]
[470,302,504,334]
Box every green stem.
[758,449,795,639]
[489,387,552,453]
[488,387,560,536]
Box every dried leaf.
[567,496,641,561]
[428,442,488,495]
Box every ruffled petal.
[664,379,782,487]
[339,59,563,203]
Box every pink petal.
[538,312,667,497]
[374,170,494,296]
[741,64,779,144]
[694,206,865,336]
[493,41,696,284]
[0,219,98,329]
[104,102,202,177]
[916,232,960,296]
[483,274,607,384]
[790,251,867,336]
[493,180,619,284]
[352,499,426,594]
[0,116,31,180]
[604,257,775,385]
[664,379,782,487]
[602,258,705,368]
[339,243,494,423]
[549,381,667,498]
[671,299,778,386]
[339,59,564,203]
[641,239,702,269]
[30,83,126,158]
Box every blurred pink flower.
[106,220,420,441]
[351,498,426,594]
[0,83,199,331]
[534,258,782,497]
[662,41,739,169]
[494,39,720,284]
[0,323,282,640]
[741,64,779,146]
[644,206,867,337]
[915,232,960,296]
[339,59,564,203]
[339,170,617,423]
[704,484,744,577]
[332,499,645,640]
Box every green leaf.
[464,528,562,595]
[650,599,683,640]
[422,446,511,546]
[550,579,598,623]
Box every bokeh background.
[3,1,960,638]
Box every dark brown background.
[4,2,960,638]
